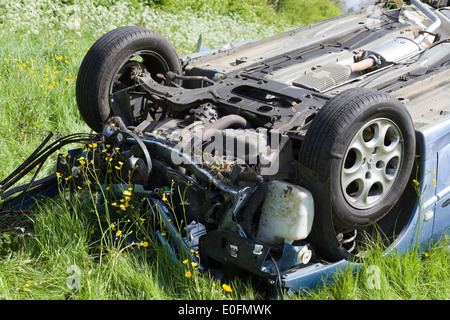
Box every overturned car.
[1,0,450,295]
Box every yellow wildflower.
[222,284,233,292]
[116,230,122,237]
[185,271,192,278]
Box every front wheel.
[299,88,416,230]
[76,26,183,132]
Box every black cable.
[0,132,54,191]
[0,133,96,194]
[269,252,284,300]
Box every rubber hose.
[224,171,268,237]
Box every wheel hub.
[341,118,404,210]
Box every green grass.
[1,0,450,301]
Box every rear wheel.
[76,26,183,132]
[299,88,416,230]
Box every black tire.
[76,26,183,132]
[299,88,416,230]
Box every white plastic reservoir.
[256,180,314,245]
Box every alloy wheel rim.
[341,118,404,210]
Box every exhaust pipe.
[351,0,442,71]
[410,0,442,44]
[293,0,443,92]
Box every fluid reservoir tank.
[256,180,314,245]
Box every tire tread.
[76,26,180,132]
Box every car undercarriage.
[1,0,450,295]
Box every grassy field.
[1,0,450,301]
